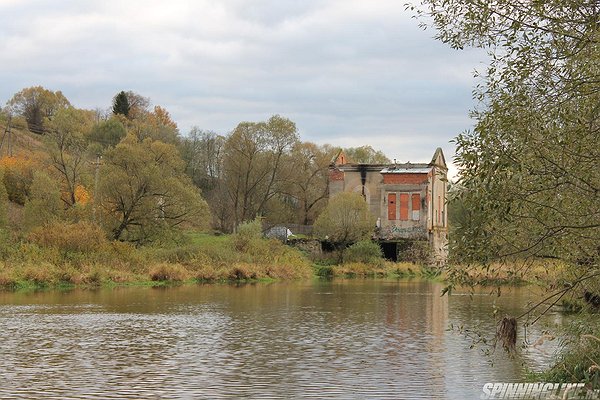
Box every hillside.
[0,117,46,159]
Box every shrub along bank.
[0,220,313,289]
[0,219,447,290]
[0,219,572,291]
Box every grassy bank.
[443,259,571,287]
[0,222,568,291]
[0,226,450,291]
[0,228,314,290]
[313,260,442,280]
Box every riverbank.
[0,229,566,291]
[0,231,314,290]
[2,229,594,389]
[443,259,571,287]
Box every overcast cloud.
[0,0,486,176]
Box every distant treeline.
[0,86,389,242]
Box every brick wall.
[329,169,344,181]
[382,173,428,185]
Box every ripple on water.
[0,281,563,399]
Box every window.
[411,193,420,221]
[387,193,396,220]
[399,193,409,221]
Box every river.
[0,279,566,399]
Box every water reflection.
[0,281,563,399]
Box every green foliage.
[0,169,7,228]
[100,136,211,242]
[314,192,375,263]
[46,107,94,207]
[112,91,130,117]
[88,117,126,148]
[232,219,263,252]
[23,171,62,231]
[344,240,383,264]
[536,317,600,386]
[314,192,375,245]
[343,145,390,164]
[313,264,334,278]
[414,0,600,268]
[7,86,71,134]
[414,0,600,378]
[223,115,299,228]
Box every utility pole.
[0,115,12,157]
[93,154,102,223]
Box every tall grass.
[0,222,312,289]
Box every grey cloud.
[0,0,486,176]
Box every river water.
[0,280,566,399]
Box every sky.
[0,0,487,177]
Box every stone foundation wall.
[287,238,322,257]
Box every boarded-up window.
[411,193,420,221]
[399,193,409,221]
[387,193,396,220]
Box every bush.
[147,244,199,263]
[195,264,220,282]
[227,263,258,280]
[23,171,62,231]
[344,240,383,264]
[332,261,399,278]
[232,219,263,252]
[22,262,58,286]
[313,192,375,245]
[149,263,189,282]
[0,263,16,287]
[538,323,600,387]
[399,240,432,264]
[0,156,35,205]
[28,221,108,253]
[314,264,334,278]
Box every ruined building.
[328,148,448,263]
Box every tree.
[179,128,224,192]
[23,171,63,231]
[133,105,180,144]
[46,107,94,207]
[343,145,390,164]
[112,91,130,117]
[99,135,210,241]
[123,91,150,120]
[284,142,337,225]
[88,117,127,149]
[413,0,600,375]
[412,1,600,268]
[7,86,71,134]
[112,90,150,120]
[313,192,375,262]
[223,115,299,229]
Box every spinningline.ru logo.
[481,382,600,399]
